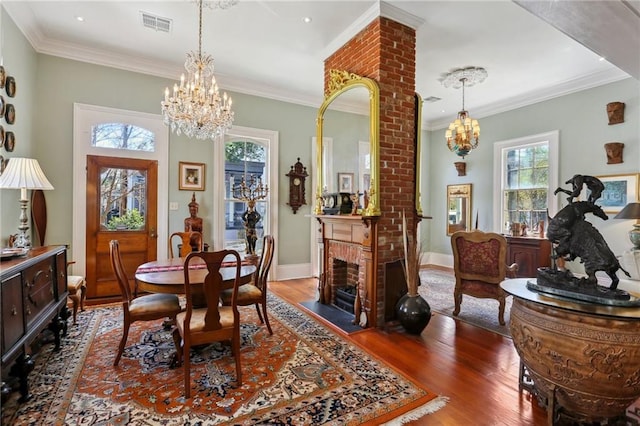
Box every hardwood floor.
[270,277,548,426]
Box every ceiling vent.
[424,96,442,103]
[141,12,172,33]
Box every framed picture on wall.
[595,173,639,213]
[179,161,205,191]
[338,172,354,193]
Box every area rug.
[419,268,512,337]
[2,295,445,425]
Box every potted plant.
[396,211,431,334]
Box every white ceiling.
[3,0,639,130]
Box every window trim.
[492,130,559,233]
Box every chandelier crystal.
[161,0,234,141]
[442,67,487,158]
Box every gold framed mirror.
[314,69,380,216]
[447,183,472,235]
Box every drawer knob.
[11,306,17,316]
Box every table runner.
[136,259,252,274]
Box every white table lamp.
[0,158,54,249]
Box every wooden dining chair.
[169,231,204,258]
[109,240,183,366]
[172,249,243,398]
[220,235,275,335]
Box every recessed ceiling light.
[302,17,312,24]
[599,57,606,61]
[76,16,85,22]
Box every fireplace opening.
[334,286,357,314]
[329,258,359,315]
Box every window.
[92,123,155,152]
[493,131,559,234]
[212,125,278,265]
[224,140,267,255]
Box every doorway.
[72,103,169,299]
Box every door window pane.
[100,167,147,230]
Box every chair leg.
[184,342,191,399]
[498,298,506,326]
[453,291,462,316]
[171,328,183,368]
[233,331,242,386]
[255,304,264,323]
[259,302,272,335]
[79,282,86,312]
[114,321,130,366]
[69,294,79,325]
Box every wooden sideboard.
[506,236,551,277]
[1,245,69,402]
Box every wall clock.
[285,157,308,214]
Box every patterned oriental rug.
[419,268,512,337]
[2,294,446,425]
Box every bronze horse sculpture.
[545,177,630,291]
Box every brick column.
[324,17,417,327]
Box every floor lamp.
[0,158,54,249]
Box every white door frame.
[72,103,169,277]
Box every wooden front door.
[86,155,158,300]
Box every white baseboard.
[275,263,314,281]
[426,252,453,269]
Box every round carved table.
[501,278,640,424]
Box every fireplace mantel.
[316,214,379,327]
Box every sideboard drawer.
[1,273,25,354]
[23,259,55,327]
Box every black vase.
[396,293,431,335]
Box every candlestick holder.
[232,174,269,257]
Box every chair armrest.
[506,263,519,279]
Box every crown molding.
[424,67,630,131]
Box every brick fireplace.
[317,15,420,328]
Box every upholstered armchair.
[450,230,518,325]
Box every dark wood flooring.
[270,276,548,425]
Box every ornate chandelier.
[161,0,234,141]
[442,67,487,158]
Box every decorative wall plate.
[0,156,7,173]
[0,95,4,116]
[5,131,15,152]
[0,125,4,148]
[0,66,5,89]
[5,76,16,98]
[5,104,15,124]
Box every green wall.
[423,77,639,263]
[0,9,38,244]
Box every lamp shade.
[614,202,640,220]
[0,158,54,191]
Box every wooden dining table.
[134,257,256,297]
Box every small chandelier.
[161,0,234,141]
[442,67,487,158]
